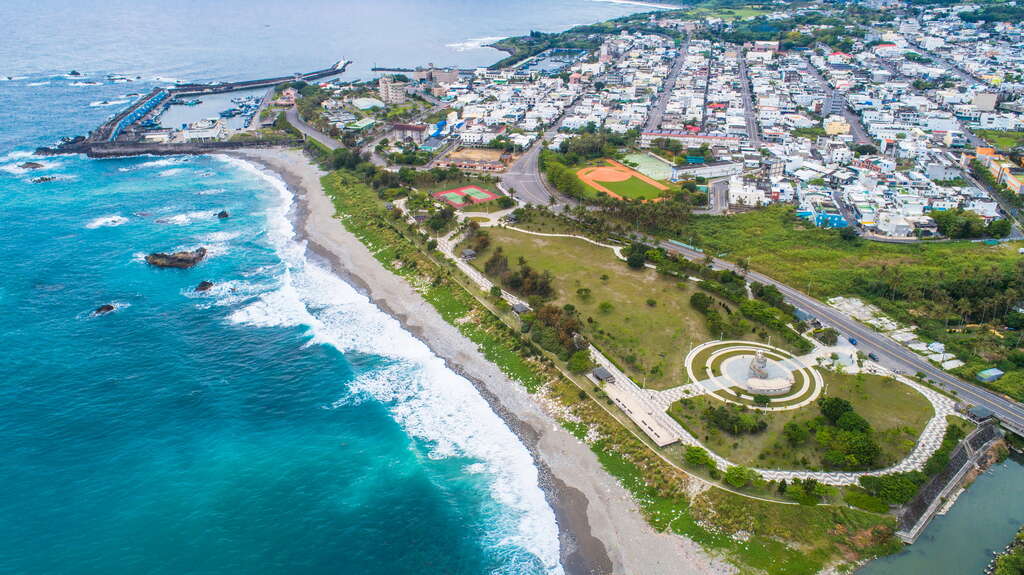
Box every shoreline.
[230,147,732,575]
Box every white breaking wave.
[152,76,186,85]
[154,210,217,226]
[0,150,36,162]
[218,155,563,574]
[1,159,62,175]
[158,168,188,177]
[69,81,101,87]
[89,99,129,107]
[447,36,505,52]
[197,188,226,195]
[86,214,129,229]
[26,81,50,86]
[118,157,190,172]
[184,278,274,309]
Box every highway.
[654,239,1024,436]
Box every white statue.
[749,350,769,379]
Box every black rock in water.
[145,247,207,269]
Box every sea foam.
[86,214,129,229]
[219,155,563,574]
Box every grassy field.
[468,227,802,389]
[976,130,1024,151]
[668,373,934,470]
[601,176,665,200]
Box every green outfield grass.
[601,176,666,200]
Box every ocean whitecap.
[154,210,218,226]
[89,99,129,107]
[85,215,129,229]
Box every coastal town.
[29,1,1024,574]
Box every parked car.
[868,352,879,362]
[848,337,858,345]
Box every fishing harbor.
[40,59,349,157]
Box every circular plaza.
[684,340,824,411]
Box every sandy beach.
[230,147,734,575]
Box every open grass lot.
[601,176,665,200]
[469,228,803,389]
[976,130,1024,151]
[683,206,1024,399]
[668,373,934,470]
[687,207,1023,299]
[469,228,711,387]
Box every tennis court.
[432,185,502,208]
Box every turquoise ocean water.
[0,1,644,573]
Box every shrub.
[723,465,759,489]
[844,488,889,513]
[567,350,593,374]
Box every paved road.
[692,177,728,214]
[801,56,872,146]
[737,51,760,146]
[285,107,342,151]
[656,240,1024,436]
[501,141,552,205]
[644,36,689,133]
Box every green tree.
[818,396,854,424]
[724,465,758,488]
[567,350,593,373]
[783,421,809,445]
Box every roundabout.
[684,340,825,411]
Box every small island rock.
[145,247,207,269]
[94,304,115,315]
[217,210,229,219]
[19,162,44,170]
[195,281,214,292]
[31,176,57,183]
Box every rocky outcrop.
[217,210,229,219]
[195,281,214,292]
[145,247,207,269]
[94,304,115,315]
[19,162,44,170]
[31,176,57,183]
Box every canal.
[858,454,1024,574]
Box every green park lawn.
[469,228,804,389]
[668,373,934,471]
[976,130,1024,152]
[600,176,666,201]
